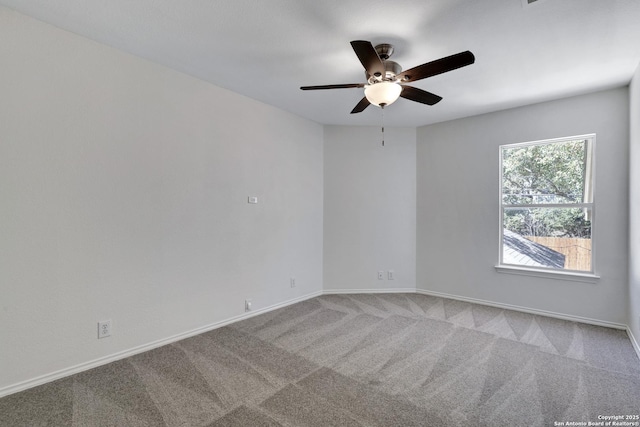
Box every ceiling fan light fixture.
[364,81,402,107]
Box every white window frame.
[496,134,599,282]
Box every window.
[499,135,595,275]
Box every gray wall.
[416,88,629,325]
[0,7,323,393]
[630,64,640,348]
[323,126,416,291]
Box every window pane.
[502,139,588,205]
[503,207,592,271]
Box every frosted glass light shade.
[364,82,402,107]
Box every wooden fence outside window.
[526,236,592,272]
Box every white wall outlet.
[98,320,111,339]
[388,270,395,280]
[290,277,296,288]
[378,271,384,280]
[248,196,258,204]
[245,299,252,312]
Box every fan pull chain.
[381,105,385,147]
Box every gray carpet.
[2,293,639,426]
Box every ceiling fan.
[300,40,475,114]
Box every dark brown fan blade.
[350,40,385,78]
[397,51,475,83]
[400,86,443,105]
[350,97,371,114]
[300,83,365,90]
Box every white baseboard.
[415,288,628,330]
[0,290,322,399]
[627,327,640,360]
[323,287,418,295]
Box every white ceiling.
[2,0,640,127]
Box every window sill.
[495,265,600,283]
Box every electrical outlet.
[290,277,296,288]
[378,271,384,280]
[245,299,252,312]
[388,270,395,280]
[98,320,111,339]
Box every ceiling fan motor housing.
[384,60,401,79]
[367,61,402,83]
[365,44,402,82]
